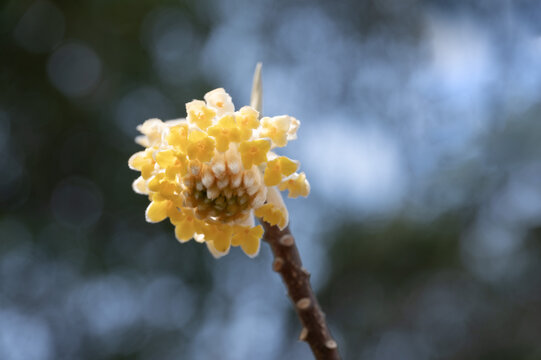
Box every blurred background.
[2,0,541,359]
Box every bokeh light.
[47,42,102,97]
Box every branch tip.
[250,62,263,114]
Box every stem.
[262,222,341,360]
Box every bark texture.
[262,222,341,360]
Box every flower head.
[128,85,309,258]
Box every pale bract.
[128,88,310,257]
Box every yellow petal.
[231,225,245,247]
[145,200,170,223]
[141,162,155,180]
[208,115,242,152]
[128,151,147,170]
[260,116,291,147]
[167,124,188,152]
[165,154,188,179]
[187,131,216,162]
[236,106,260,139]
[279,157,298,177]
[263,163,282,187]
[129,150,156,179]
[217,114,236,128]
[206,241,226,258]
[175,221,195,242]
[239,139,271,169]
[212,225,233,253]
[186,100,215,130]
[240,235,260,257]
[235,224,264,256]
[254,204,287,229]
[239,128,253,142]
[278,172,310,198]
[132,176,148,195]
[168,207,184,225]
[147,173,164,192]
[263,156,298,186]
[155,150,176,168]
[188,129,207,142]
[204,88,234,115]
[287,117,300,141]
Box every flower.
[128,88,310,258]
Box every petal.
[260,116,291,147]
[212,225,232,253]
[128,151,150,170]
[186,100,215,130]
[278,172,310,198]
[263,165,282,187]
[287,117,300,141]
[141,162,156,180]
[188,129,208,143]
[136,118,164,146]
[168,207,184,225]
[167,124,189,151]
[206,240,228,258]
[204,88,235,115]
[155,150,176,168]
[241,236,260,257]
[236,106,260,130]
[231,226,245,247]
[215,136,230,153]
[263,187,289,229]
[136,118,163,135]
[174,221,195,242]
[145,200,170,223]
[272,115,292,131]
[239,139,271,168]
[132,176,149,195]
[279,157,299,177]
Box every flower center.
[182,149,266,222]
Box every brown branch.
[262,222,341,360]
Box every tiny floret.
[128,88,309,258]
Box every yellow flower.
[186,100,216,130]
[259,116,292,147]
[155,149,188,179]
[135,118,165,147]
[204,88,234,116]
[278,172,310,198]
[254,203,288,229]
[128,149,155,180]
[239,139,271,169]
[207,114,241,152]
[145,198,172,223]
[128,84,309,258]
[236,106,260,140]
[203,223,233,254]
[170,208,201,242]
[232,225,264,257]
[264,156,299,187]
[166,123,189,153]
[187,130,216,163]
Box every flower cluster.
[128,88,310,257]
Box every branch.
[262,222,341,360]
